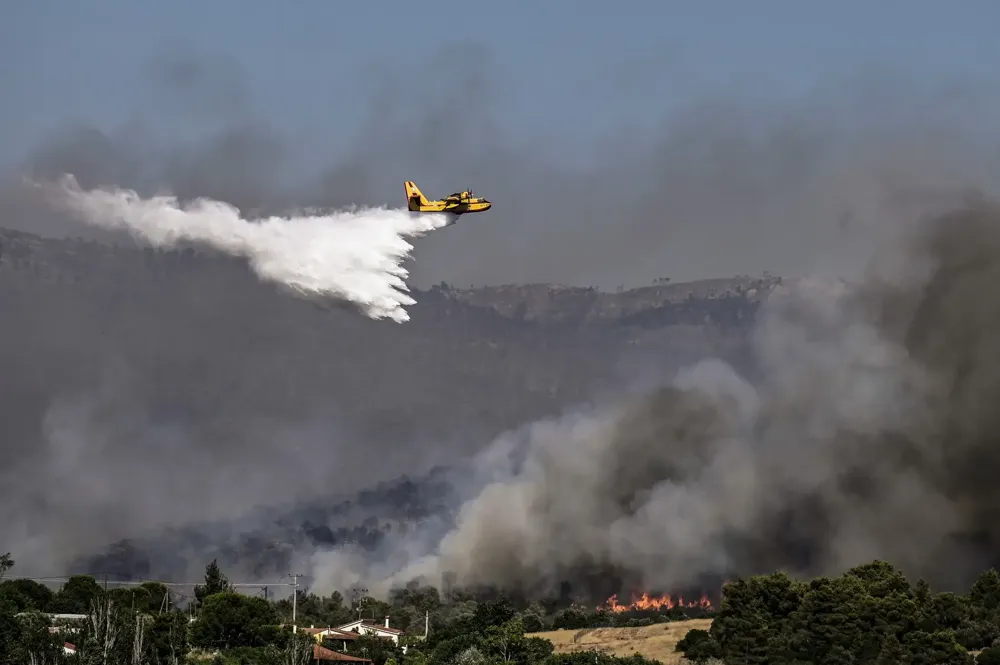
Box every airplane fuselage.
[405,181,491,217]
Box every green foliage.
[276,589,353,627]
[473,597,517,633]
[347,634,404,665]
[483,616,526,662]
[978,644,1000,665]
[146,612,190,665]
[14,610,65,665]
[109,584,153,612]
[401,648,430,665]
[14,554,1000,665]
[520,612,544,633]
[194,559,233,608]
[675,628,720,664]
[0,552,13,581]
[551,607,590,630]
[140,582,172,613]
[49,574,102,613]
[676,560,989,665]
[0,597,21,665]
[1,577,55,612]
[189,592,281,649]
[215,637,313,665]
[523,636,555,663]
[543,653,661,665]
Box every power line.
[16,576,297,589]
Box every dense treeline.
[676,560,1000,664]
[19,551,1000,664]
[0,553,671,665]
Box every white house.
[335,617,405,646]
[298,626,360,651]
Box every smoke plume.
[306,201,1000,598]
[37,175,450,322]
[6,43,1000,595]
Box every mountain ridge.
[0,225,779,583]
[0,226,781,323]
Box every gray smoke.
[306,201,1000,598]
[5,44,1000,589]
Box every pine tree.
[193,559,231,609]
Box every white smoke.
[39,174,451,322]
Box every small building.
[299,626,360,651]
[335,617,405,646]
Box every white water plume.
[40,174,452,322]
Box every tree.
[483,617,525,663]
[876,633,903,665]
[676,628,721,664]
[0,596,20,665]
[109,586,152,613]
[970,569,1000,617]
[50,575,103,614]
[520,611,544,634]
[472,597,516,633]
[146,612,189,665]
[15,611,65,665]
[401,649,429,665]
[1,578,55,612]
[551,607,589,630]
[194,559,232,609]
[978,645,1000,665]
[75,590,145,665]
[901,630,973,665]
[452,646,488,665]
[189,592,279,650]
[140,582,171,613]
[709,572,805,664]
[0,552,13,581]
[278,590,352,628]
[845,560,912,598]
[347,634,402,665]
[284,632,315,665]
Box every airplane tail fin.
[404,181,430,210]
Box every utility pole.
[352,588,368,619]
[289,574,302,632]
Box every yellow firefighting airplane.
[404,181,492,216]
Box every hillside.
[528,620,713,664]
[0,226,780,581]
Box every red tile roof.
[313,645,372,662]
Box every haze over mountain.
[0,225,770,590]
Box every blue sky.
[4,0,998,165]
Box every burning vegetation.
[600,591,713,613]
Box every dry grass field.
[528,619,713,664]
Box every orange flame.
[599,591,712,613]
